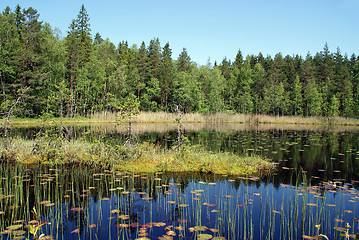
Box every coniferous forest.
[1,5,359,119]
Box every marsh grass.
[0,166,358,240]
[0,137,274,176]
[4,111,359,126]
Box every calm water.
[1,124,359,239]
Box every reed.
[4,111,359,126]
[1,137,274,176]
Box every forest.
[1,4,359,119]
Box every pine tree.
[65,4,92,117]
[65,20,80,117]
[233,49,244,70]
[0,7,20,112]
[17,6,45,116]
[252,63,265,115]
[159,42,174,111]
[177,48,191,72]
[76,4,92,67]
[148,38,161,79]
[291,75,303,116]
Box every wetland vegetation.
[1,3,359,239]
[0,123,359,239]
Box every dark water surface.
[1,124,359,239]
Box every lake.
[1,123,359,239]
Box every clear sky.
[2,0,358,65]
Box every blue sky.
[2,0,358,65]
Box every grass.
[0,163,357,239]
[0,137,274,176]
[3,111,359,126]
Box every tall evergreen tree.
[17,6,45,116]
[159,42,174,111]
[65,4,92,117]
[148,38,161,79]
[290,75,303,116]
[135,41,148,101]
[76,4,92,67]
[177,48,191,72]
[0,7,20,110]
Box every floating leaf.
[118,215,129,220]
[334,226,346,232]
[166,230,176,236]
[205,203,216,207]
[28,220,38,225]
[153,222,166,227]
[302,235,316,239]
[307,203,317,207]
[130,222,141,228]
[88,224,96,229]
[116,224,129,228]
[70,207,83,212]
[177,219,187,223]
[142,196,153,200]
[6,224,23,230]
[110,209,120,214]
[179,204,189,208]
[195,226,208,231]
[198,234,213,240]
[12,230,26,236]
[71,229,80,234]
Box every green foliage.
[304,80,323,116]
[0,5,358,119]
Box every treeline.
[1,5,359,118]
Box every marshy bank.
[4,111,359,126]
[0,137,274,176]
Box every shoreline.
[2,112,359,126]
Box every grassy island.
[0,137,274,176]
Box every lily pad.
[12,230,26,236]
[195,226,208,231]
[6,224,23,230]
[198,234,213,240]
[334,226,346,232]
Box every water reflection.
[11,123,359,181]
[0,166,358,240]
